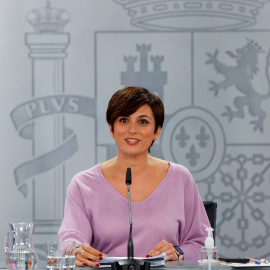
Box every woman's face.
[109,105,161,156]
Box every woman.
[58,86,210,267]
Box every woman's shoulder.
[66,164,103,202]
[166,161,195,186]
[168,161,191,174]
[148,157,192,177]
[71,163,103,185]
[149,156,169,167]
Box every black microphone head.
[126,167,132,185]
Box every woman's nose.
[128,122,138,134]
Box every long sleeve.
[177,167,210,259]
[58,173,93,252]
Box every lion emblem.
[206,40,270,133]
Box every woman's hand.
[74,243,108,267]
[146,240,183,261]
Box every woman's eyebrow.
[139,114,152,120]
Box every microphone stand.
[127,182,133,259]
[111,168,150,270]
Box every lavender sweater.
[58,162,210,260]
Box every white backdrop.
[1,0,270,262]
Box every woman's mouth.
[126,138,140,145]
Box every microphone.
[126,167,133,259]
[126,167,132,185]
[111,167,150,270]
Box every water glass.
[46,241,75,269]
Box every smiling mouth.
[126,139,139,143]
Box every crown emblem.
[26,1,70,33]
[114,0,269,31]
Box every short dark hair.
[106,86,164,152]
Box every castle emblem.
[121,44,167,100]
[206,40,270,133]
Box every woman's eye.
[119,118,128,123]
[139,119,149,124]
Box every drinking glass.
[46,241,75,269]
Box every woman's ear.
[154,126,162,141]
[109,124,114,138]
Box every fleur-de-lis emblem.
[176,126,190,148]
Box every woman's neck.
[105,152,160,178]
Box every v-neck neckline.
[97,162,172,205]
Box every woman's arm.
[58,177,104,267]
[178,172,210,260]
